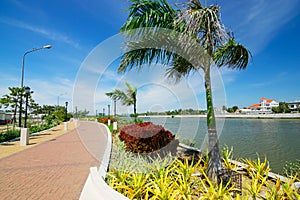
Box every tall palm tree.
[118,0,251,182]
[106,82,138,123]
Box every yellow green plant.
[281,175,300,199]
[107,133,300,199]
[221,145,238,171]
[197,167,235,199]
[265,178,284,199]
[244,156,270,180]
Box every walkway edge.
[80,122,129,200]
[98,123,112,178]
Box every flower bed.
[97,117,115,124]
[119,122,178,154]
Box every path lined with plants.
[0,121,106,199]
[0,121,75,158]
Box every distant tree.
[106,82,137,123]
[0,87,36,120]
[232,106,239,112]
[278,102,291,113]
[272,106,279,113]
[41,105,55,115]
[227,108,234,113]
[222,105,227,111]
[272,102,291,113]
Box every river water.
[142,117,300,174]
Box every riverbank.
[141,113,300,119]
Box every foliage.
[221,145,238,171]
[74,110,89,119]
[272,102,291,113]
[118,0,251,182]
[97,117,115,124]
[227,106,239,113]
[106,82,138,123]
[119,122,178,154]
[107,154,236,199]
[29,122,58,134]
[0,87,36,117]
[107,144,300,199]
[0,130,20,143]
[283,159,300,178]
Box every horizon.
[1,0,300,114]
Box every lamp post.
[19,45,52,127]
[103,108,105,117]
[65,101,68,122]
[108,104,110,119]
[75,106,78,119]
[114,100,116,117]
[24,87,31,128]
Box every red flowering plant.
[97,117,115,124]
[119,122,178,155]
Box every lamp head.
[25,86,31,95]
[43,45,52,49]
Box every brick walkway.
[0,121,108,200]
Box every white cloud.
[0,18,80,49]
[234,0,299,54]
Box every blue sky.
[0,0,299,114]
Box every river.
[141,117,300,174]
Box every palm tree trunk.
[133,99,137,124]
[204,65,222,184]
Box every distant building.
[287,101,300,112]
[245,97,279,114]
[0,110,13,125]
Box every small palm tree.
[106,82,138,123]
[118,0,251,182]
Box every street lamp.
[114,100,116,117]
[65,101,68,122]
[108,104,110,119]
[57,92,66,107]
[19,45,52,127]
[24,87,31,128]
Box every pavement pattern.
[0,121,106,200]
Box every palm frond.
[166,55,196,81]
[177,0,227,52]
[105,89,128,103]
[118,48,173,73]
[120,0,176,33]
[213,38,251,70]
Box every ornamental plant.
[97,117,115,124]
[119,122,178,154]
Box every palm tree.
[118,0,251,182]
[106,82,138,123]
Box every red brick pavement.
[0,121,107,200]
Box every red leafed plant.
[97,117,114,124]
[119,122,178,154]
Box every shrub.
[97,117,115,124]
[283,159,300,178]
[0,130,20,143]
[119,122,178,154]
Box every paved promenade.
[0,121,107,200]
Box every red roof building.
[247,97,279,113]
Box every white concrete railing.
[80,122,129,200]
